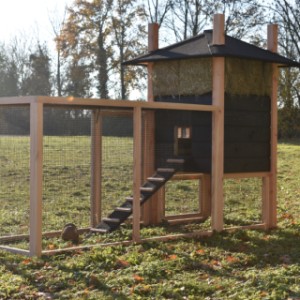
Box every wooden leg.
[90,109,102,227]
[200,174,211,219]
[29,101,43,257]
[133,107,142,242]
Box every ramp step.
[147,176,165,182]
[102,217,121,223]
[93,164,179,234]
[166,158,185,164]
[140,186,155,192]
[115,207,132,212]
[157,168,175,173]
[90,228,108,233]
[126,196,143,202]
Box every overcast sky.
[0,0,73,44]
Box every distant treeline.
[1,106,300,139]
[0,108,133,137]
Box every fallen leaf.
[196,249,205,255]
[22,259,31,265]
[133,274,144,282]
[226,255,239,263]
[47,244,56,250]
[168,254,177,260]
[116,259,130,268]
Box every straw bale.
[152,61,180,96]
[225,58,272,96]
[152,58,212,97]
[179,58,212,95]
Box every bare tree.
[164,0,266,42]
[145,0,172,25]
[165,0,215,41]
[49,4,69,96]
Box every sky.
[0,0,73,45]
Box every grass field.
[0,138,300,299]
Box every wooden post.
[264,24,278,228]
[147,23,159,102]
[29,100,43,257]
[90,109,102,227]
[211,14,225,232]
[133,106,142,241]
[200,174,211,219]
[142,23,160,225]
[262,176,270,227]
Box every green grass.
[1,138,300,299]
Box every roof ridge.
[123,29,300,67]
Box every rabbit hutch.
[0,14,299,257]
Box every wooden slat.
[0,227,91,243]
[224,172,270,179]
[29,101,43,257]
[225,223,266,232]
[102,217,120,223]
[90,109,102,227]
[115,207,132,213]
[172,173,205,180]
[0,246,31,256]
[165,216,207,225]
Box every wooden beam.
[165,215,207,225]
[142,111,157,225]
[201,174,211,219]
[142,23,160,225]
[90,109,102,227]
[262,176,270,225]
[212,14,225,45]
[267,24,279,229]
[133,107,142,242]
[0,227,91,243]
[172,172,205,180]
[211,14,225,232]
[0,246,31,256]
[147,23,159,102]
[148,23,159,52]
[36,224,266,256]
[224,172,270,179]
[29,101,43,257]
[0,96,36,105]
[14,95,219,112]
[225,223,266,232]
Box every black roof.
[124,30,300,67]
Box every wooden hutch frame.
[0,15,280,256]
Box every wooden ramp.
[90,159,184,234]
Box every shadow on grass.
[0,251,130,300]
[202,225,300,268]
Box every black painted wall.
[155,93,271,173]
